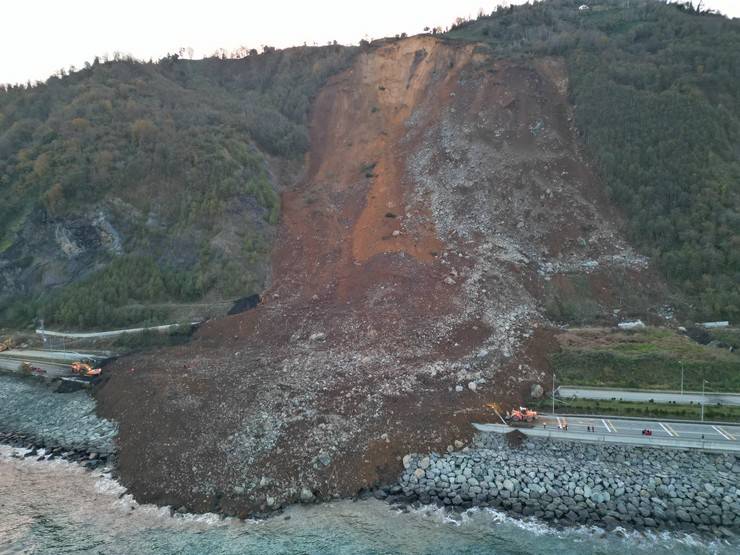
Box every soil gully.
[95,36,662,517]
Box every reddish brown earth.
[96,36,665,516]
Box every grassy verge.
[552,327,740,392]
[532,397,740,423]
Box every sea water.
[0,445,735,555]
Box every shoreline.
[395,432,740,538]
[2,426,739,539]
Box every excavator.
[71,361,102,377]
[485,403,538,425]
[507,406,538,423]
[20,361,45,376]
[0,338,13,353]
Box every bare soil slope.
[97,37,664,516]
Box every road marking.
[607,420,618,433]
[713,425,733,441]
[717,426,736,441]
[601,418,613,433]
[659,422,675,437]
[665,423,679,437]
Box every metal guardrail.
[35,321,201,339]
[472,423,740,454]
[559,385,740,406]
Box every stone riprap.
[398,433,740,535]
[0,374,117,455]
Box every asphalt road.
[559,386,740,406]
[0,356,71,378]
[537,413,740,444]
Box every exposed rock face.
[399,434,740,534]
[0,209,125,301]
[96,36,664,516]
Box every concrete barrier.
[472,423,740,454]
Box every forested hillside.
[1,0,738,331]
[0,45,356,328]
[448,0,740,321]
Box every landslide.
[97,36,665,516]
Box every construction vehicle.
[71,361,102,377]
[20,361,45,376]
[507,406,538,423]
[484,403,538,425]
[0,338,13,353]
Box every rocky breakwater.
[0,374,117,469]
[398,433,740,536]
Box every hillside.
[0,0,738,518]
[0,45,356,328]
[448,0,740,321]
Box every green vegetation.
[533,397,740,423]
[543,274,605,325]
[110,324,194,351]
[552,327,740,392]
[0,46,356,329]
[448,0,740,321]
[707,327,740,349]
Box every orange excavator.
[485,403,538,424]
[507,406,538,423]
[71,361,102,377]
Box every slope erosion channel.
[96,36,663,516]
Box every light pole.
[679,360,684,396]
[552,372,556,415]
[701,379,709,422]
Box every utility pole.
[701,379,709,422]
[552,372,556,415]
[679,360,684,396]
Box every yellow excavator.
[0,338,14,353]
[71,361,102,377]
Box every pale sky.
[1,0,738,86]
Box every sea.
[0,445,735,555]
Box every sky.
[1,0,738,86]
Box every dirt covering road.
[96,36,665,517]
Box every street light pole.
[679,360,684,396]
[552,372,555,415]
[701,379,708,422]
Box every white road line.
[601,418,612,432]
[718,426,737,441]
[607,420,617,433]
[665,423,679,437]
[659,422,675,437]
[713,425,732,441]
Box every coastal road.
[0,356,72,378]
[559,386,740,406]
[536,413,740,444]
[36,321,201,339]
